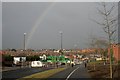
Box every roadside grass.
[87,60,120,78]
[88,60,105,65]
[17,68,66,80]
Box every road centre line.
[66,67,79,80]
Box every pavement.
[0,66,22,80]
[0,66,21,72]
[48,64,92,80]
[2,66,54,80]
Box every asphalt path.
[2,64,92,80]
[48,64,92,80]
[2,67,53,80]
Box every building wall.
[112,44,120,61]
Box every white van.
[31,61,43,67]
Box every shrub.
[3,55,13,61]
[26,55,40,61]
[118,60,120,65]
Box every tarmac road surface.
[48,64,92,80]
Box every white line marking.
[66,67,79,80]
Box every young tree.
[93,2,118,78]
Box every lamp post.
[22,33,26,68]
[74,44,77,51]
[24,33,26,50]
[59,31,63,51]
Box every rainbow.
[26,2,56,48]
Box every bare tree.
[95,38,108,48]
[88,35,108,70]
[93,2,118,78]
[89,36,96,71]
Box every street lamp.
[21,33,27,68]
[59,31,63,50]
[24,33,26,50]
[74,44,77,54]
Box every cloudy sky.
[2,2,118,49]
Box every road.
[2,67,53,80]
[2,64,92,80]
[48,64,92,80]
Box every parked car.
[31,61,43,67]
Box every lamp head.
[24,33,26,35]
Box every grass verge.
[17,68,66,80]
[88,60,105,65]
[87,61,120,78]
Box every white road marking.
[66,67,79,80]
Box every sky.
[2,2,118,49]
[2,0,120,2]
